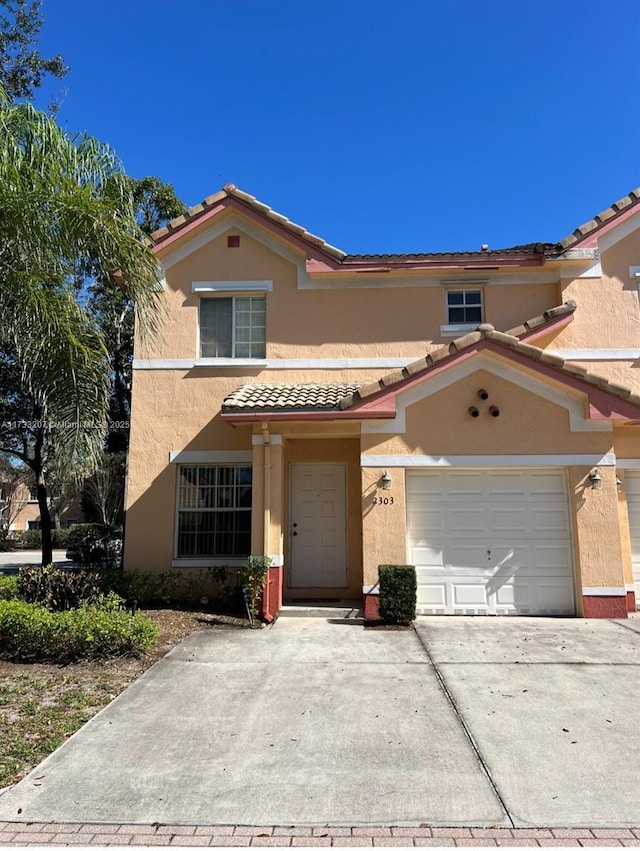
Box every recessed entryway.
[289,463,347,588]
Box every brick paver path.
[1,824,640,847]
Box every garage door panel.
[407,469,575,616]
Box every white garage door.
[406,469,575,616]
[624,472,640,608]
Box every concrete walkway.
[0,549,69,571]
[0,616,639,834]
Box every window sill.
[172,558,246,568]
[440,323,481,337]
[194,358,267,368]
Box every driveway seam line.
[609,618,640,637]
[411,624,515,829]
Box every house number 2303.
[373,496,394,505]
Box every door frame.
[287,462,349,590]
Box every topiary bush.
[17,564,104,612]
[0,599,158,662]
[378,564,417,625]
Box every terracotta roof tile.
[559,188,640,248]
[151,184,347,260]
[151,184,640,260]
[222,382,363,412]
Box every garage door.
[624,472,640,609]
[406,469,575,615]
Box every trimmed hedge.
[18,565,104,611]
[0,599,158,662]
[378,564,417,625]
[0,574,18,600]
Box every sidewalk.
[1,823,640,847]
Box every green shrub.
[18,564,104,611]
[100,569,210,607]
[52,527,72,549]
[0,574,18,600]
[210,557,271,619]
[23,529,42,548]
[0,529,16,552]
[378,564,417,625]
[0,599,158,662]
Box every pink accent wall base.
[260,565,283,622]
[627,591,636,613]
[363,593,381,621]
[582,595,628,619]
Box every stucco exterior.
[125,184,640,618]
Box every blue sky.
[38,0,639,254]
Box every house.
[124,184,640,619]
[0,478,83,534]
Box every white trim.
[614,459,640,470]
[299,270,565,290]
[194,358,268,368]
[360,453,617,468]
[581,587,626,597]
[169,450,253,464]
[559,258,602,279]
[192,280,273,293]
[361,352,613,435]
[265,554,284,567]
[626,584,636,592]
[548,349,640,360]
[133,359,195,370]
[440,323,479,337]
[598,208,640,252]
[134,357,414,370]
[363,584,380,596]
[252,434,285,446]
[172,558,245,568]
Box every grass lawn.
[0,608,250,789]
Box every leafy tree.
[0,0,67,101]
[88,176,186,452]
[0,98,163,565]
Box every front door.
[289,464,347,588]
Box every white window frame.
[198,295,266,360]
[440,288,484,336]
[173,463,253,564]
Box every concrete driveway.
[0,616,638,828]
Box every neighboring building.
[124,184,640,619]
[0,479,83,533]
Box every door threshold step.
[279,603,363,619]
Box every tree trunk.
[37,475,53,566]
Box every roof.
[559,187,640,249]
[151,183,640,261]
[151,184,346,261]
[221,299,640,418]
[222,382,363,413]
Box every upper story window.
[440,288,484,336]
[447,289,483,324]
[200,296,266,359]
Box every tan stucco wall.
[141,220,561,361]
[361,466,408,587]
[361,368,614,458]
[568,466,626,601]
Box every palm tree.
[0,96,163,565]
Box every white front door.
[406,469,575,615]
[624,472,640,608]
[289,464,347,588]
